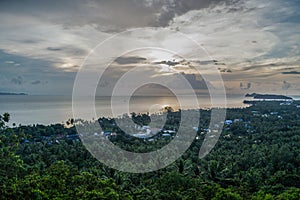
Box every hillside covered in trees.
[1,101,300,199]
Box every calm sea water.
[0,94,247,125]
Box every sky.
[0,0,300,96]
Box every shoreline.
[7,104,251,127]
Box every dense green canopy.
[0,101,300,199]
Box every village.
[18,99,300,146]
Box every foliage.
[0,101,300,199]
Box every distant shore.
[0,92,28,96]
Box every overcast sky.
[0,0,300,95]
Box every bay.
[0,94,246,125]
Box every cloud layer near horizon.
[0,0,300,95]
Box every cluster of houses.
[23,101,300,145]
[130,125,176,140]
[22,135,71,145]
[251,110,283,119]
[74,125,177,142]
[21,118,251,145]
[131,125,161,139]
[244,93,300,108]
[224,118,243,126]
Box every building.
[225,120,233,125]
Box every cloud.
[184,73,211,90]
[0,49,60,75]
[11,76,24,85]
[191,60,217,65]
[240,82,251,90]
[219,68,232,73]
[0,14,104,71]
[31,80,41,85]
[0,0,241,30]
[114,56,147,65]
[282,80,291,90]
[1,0,298,71]
[46,47,62,51]
[154,60,181,66]
[0,0,300,95]
[282,71,300,75]
[5,61,14,64]
[0,50,77,95]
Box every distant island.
[244,93,293,104]
[0,92,28,96]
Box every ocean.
[0,94,248,126]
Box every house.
[132,133,149,139]
[142,126,150,130]
[280,102,291,106]
[67,134,79,139]
[146,128,151,135]
[203,128,211,133]
[224,134,231,139]
[103,131,111,137]
[225,120,233,125]
[234,118,243,123]
[110,132,117,137]
[162,133,171,137]
[163,130,176,134]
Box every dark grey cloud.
[46,46,87,57]
[240,82,251,90]
[147,0,243,27]
[47,47,62,51]
[191,60,224,65]
[154,60,181,66]
[219,68,232,73]
[282,71,300,75]
[178,73,209,90]
[19,39,43,44]
[215,62,226,66]
[0,0,241,30]
[241,63,278,71]
[114,56,147,65]
[154,59,222,67]
[0,49,60,75]
[31,80,41,85]
[240,62,300,74]
[0,50,77,94]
